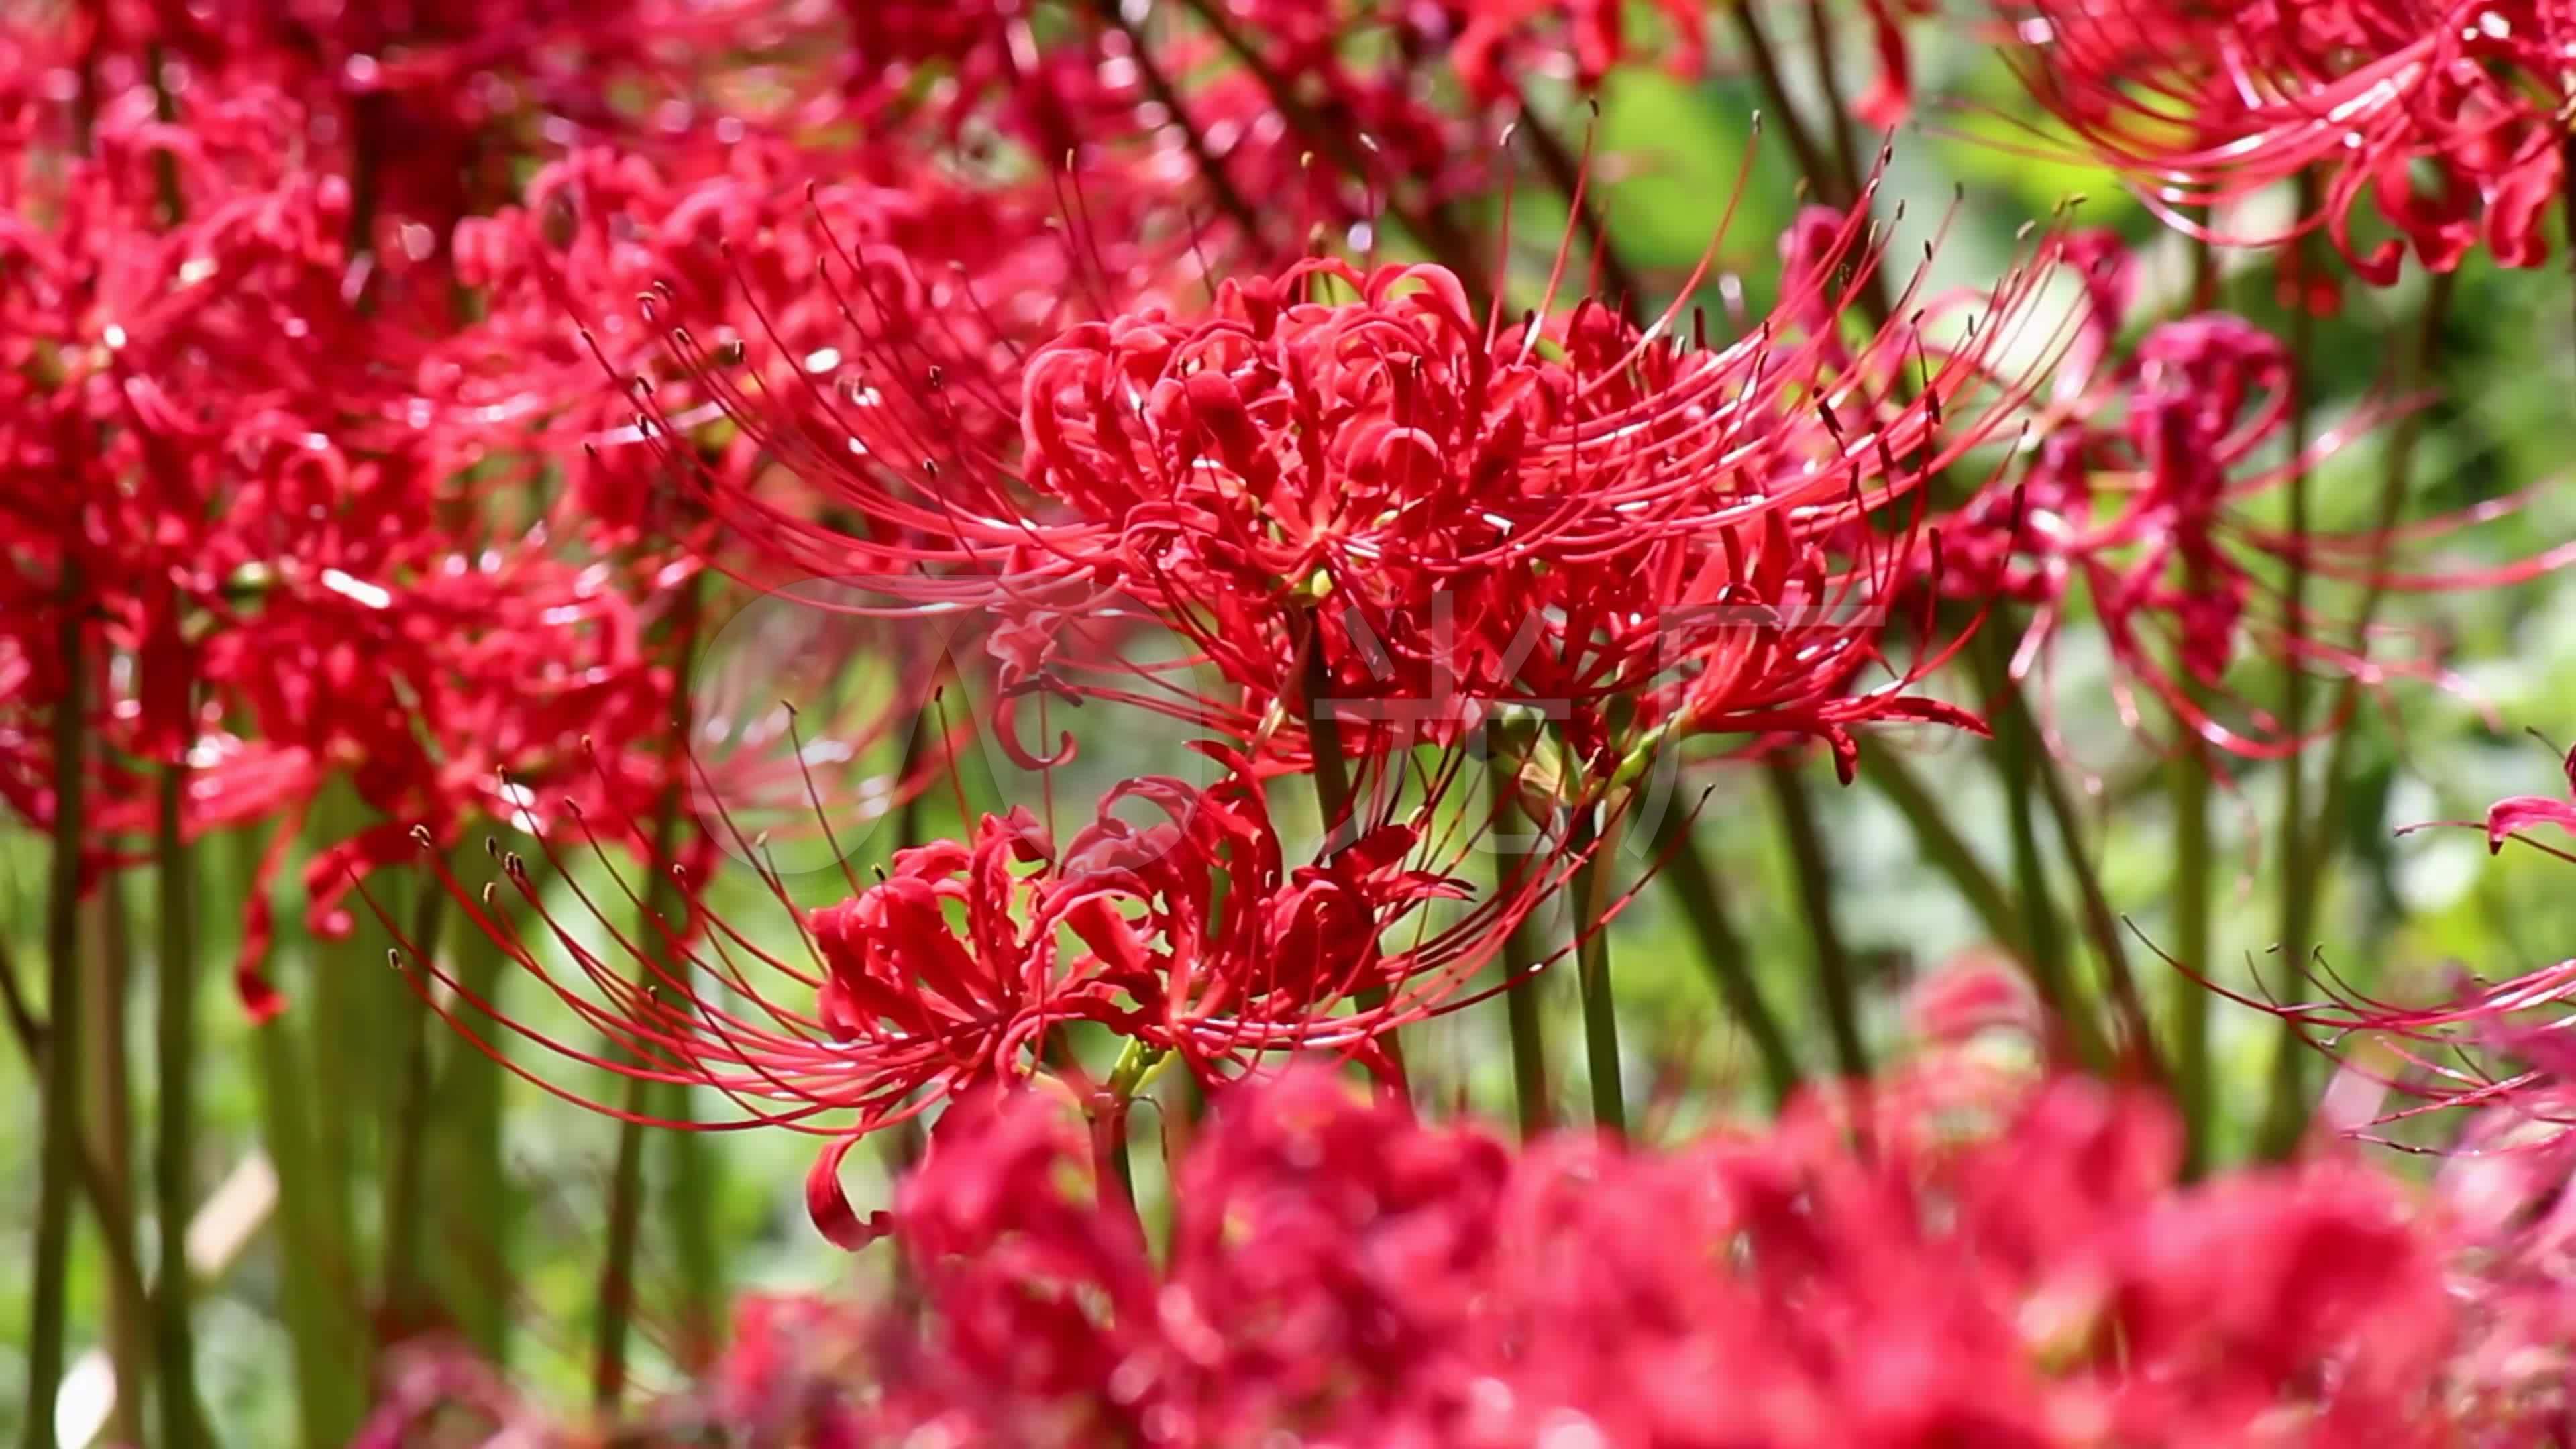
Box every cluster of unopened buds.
[9,0,2576,1446]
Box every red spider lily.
[543,1060,2454,1445]
[399,743,1587,1248]
[47,0,839,260]
[1931,230,2574,770]
[1995,0,2575,281]
[650,183,2072,796]
[0,68,761,1017]
[442,131,1128,554]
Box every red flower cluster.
[1929,228,2570,770]
[1999,0,2576,280]
[366,1060,2483,1446]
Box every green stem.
[1722,2,1843,207]
[0,946,155,1411]
[1762,757,1868,1079]
[2261,265,2457,1157]
[1974,632,2107,1071]
[1855,749,2025,960]
[2169,745,2215,1174]
[2258,179,2322,1163]
[25,574,89,1449]
[1095,1041,1167,1245]
[2027,737,2163,1081]
[1800,0,1867,204]
[85,888,144,1448]
[594,579,708,1408]
[154,761,212,1449]
[1484,731,1552,1138]
[248,984,360,1448]
[1648,804,1800,1110]
[433,922,513,1362]
[380,885,450,1336]
[1569,808,1627,1134]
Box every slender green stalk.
[1721,2,1843,207]
[2563,134,2576,362]
[2027,743,2163,1081]
[665,1117,723,1369]
[1974,632,2108,1071]
[153,758,213,1449]
[231,809,369,1448]
[301,791,369,1407]
[1649,804,1800,1110]
[84,890,144,1448]
[0,939,154,1389]
[247,951,362,1448]
[2260,266,2457,1157]
[1094,1042,1167,1248]
[594,580,708,1407]
[1799,0,1867,204]
[2261,175,2324,1163]
[25,575,89,1449]
[433,921,513,1361]
[380,886,451,1334]
[1569,808,1627,1134]
[1484,730,1552,1138]
[1762,758,1868,1080]
[2168,745,2215,1173]
[1855,749,2025,959]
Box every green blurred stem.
[1483,732,1552,1138]
[2563,135,2576,361]
[1648,804,1800,1110]
[85,888,144,1447]
[380,885,451,1335]
[2260,264,2457,1157]
[154,759,213,1448]
[2168,745,2215,1173]
[2027,733,2163,1082]
[433,922,514,1361]
[0,943,154,1395]
[1799,0,1866,203]
[1762,757,1868,1080]
[1855,750,2025,960]
[595,580,707,1409]
[1095,1040,1166,1240]
[2261,186,2322,1162]
[252,1010,364,1449]
[1723,2,1843,207]
[25,574,89,1449]
[1974,631,2107,1071]
[1569,808,1627,1134]
[235,808,368,1449]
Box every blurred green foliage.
[7,14,2576,1444]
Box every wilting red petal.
[806,1134,893,1252]
[2487,795,2576,852]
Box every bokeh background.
[6,12,2575,1443]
